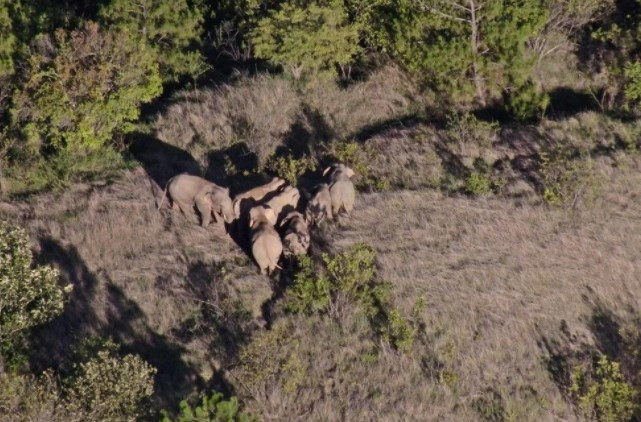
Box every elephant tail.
[157,177,172,211]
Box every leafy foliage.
[354,0,548,114]
[286,244,417,351]
[570,355,639,422]
[250,0,362,79]
[0,221,70,347]
[11,22,162,158]
[540,146,602,208]
[98,0,207,81]
[266,153,317,184]
[64,344,156,421]
[162,390,256,422]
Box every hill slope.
[1,153,639,420]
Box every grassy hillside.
[2,66,641,420]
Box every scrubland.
[2,60,641,420]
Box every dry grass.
[154,75,300,167]
[228,155,641,421]
[3,58,641,420]
[151,65,422,175]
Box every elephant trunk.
[222,202,235,224]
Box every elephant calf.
[233,177,286,218]
[280,211,310,256]
[160,174,235,227]
[264,185,300,223]
[324,164,356,216]
[305,183,332,224]
[249,206,283,275]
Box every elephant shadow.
[128,131,201,190]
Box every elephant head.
[200,186,235,225]
[249,205,277,228]
[323,164,355,180]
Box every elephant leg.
[196,198,212,227]
[171,199,180,212]
[176,201,191,216]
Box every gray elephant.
[323,164,356,216]
[305,183,332,224]
[249,206,282,275]
[280,211,310,256]
[159,174,234,226]
[233,177,286,218]
[264,185,300,222]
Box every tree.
[0,221,70,347]
[250,0,362,79]
[99,0,207,81]
[580,0,641,111]
[353,0,549,117]
[10,21,162,158]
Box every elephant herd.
[158,164,357,275]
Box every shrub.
[64,346,156,421]
[161,390,256,422]
[286,255,331,315]
[10,22,162,158]
[569,355,638,422]
[465,172,493,196]
[445,113,499,149]
[250,0,362,80]
[286,244,417,352]
[540,146,602,208]
[0,221,70,347]
[623,61,641,111]
[266,153,317,184]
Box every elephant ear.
[345,166,355,178]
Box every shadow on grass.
[128,132,201,190]
[30,237,204,412]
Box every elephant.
[305,183,332,224]
[264,185,300,222]
[280,211,310,256]
[249,206,282,275]
[233,177,286,218]
[159,174,234,227]
[324,164,356,216]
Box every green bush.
[0,221,70,348]
[266,153,317,184]
[250,0,362,80]
[3,145,134,197]
[10,21,162,158]
[286,244,417,352]
[286,255,331,315]
[445,113,499,149]
[540,146,602,208]
[569,355,638,422]
[465,172,493,196]
[624,61,641,111]
[64,345,156,421]
[162,390,256,422]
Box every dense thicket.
[1,0,638,194]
